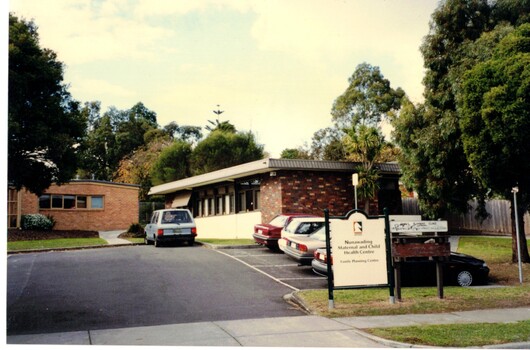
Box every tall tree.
[190,130,264,175]
[151,140,192,186]
[393,0,496,218]
[162,122,202,144]
[392,0,530,261]
[331,62,404,129]
[205,119,237,133]
[309,127,346,161]
[79,102,159,180]
[458,24,530,262]
[115,137,172,200]
[330,63,403,213]
[344,125,387,214]
[8,14,87,195]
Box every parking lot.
[217,246,328,291]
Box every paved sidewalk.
[7,308,530,347]
[98,230,131,245]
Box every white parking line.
[214,249,300,292]
[253,264,299,268]
[279,277,327,281]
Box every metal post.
[384,208,395,304]
[512,187,523,284]
[354,186,358,210]
[352,174,358,210]
[324,209,334,309]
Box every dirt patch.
[7,229,99,242]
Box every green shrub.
[127,223,144,237]
[21,214,55,231]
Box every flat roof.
[148,158,401,195]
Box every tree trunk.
[511,199,530,263]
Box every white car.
[278,217,325,252]
[144,209,197,247]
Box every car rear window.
[161,210,192,224]
[295,222,324,234]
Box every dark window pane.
[64,195,76,209]
[52,195,63,208]
[77,196,87,208]
[39,195,51,209]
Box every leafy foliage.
[190,130,264,175]
[458,24,530,262]
[151,140,192,185]
[8,14,87,195]
[21,214,55,231]
[78,102,159,180]
[331,62,404,128]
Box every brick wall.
[279,170,357,217]
[260,173,283,223]
[258,170,401,223]
[20,181,139,231]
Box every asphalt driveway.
[216,246,328,291]
[7,245,305,335]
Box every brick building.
[148,158,402,239]
[8,180,140,231]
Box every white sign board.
[390,220,448,233]
[330,212,388,287]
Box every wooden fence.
[402,198,530,235]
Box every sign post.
[352,174,358,210]
[512,186,523,284]
[324,208,395,308]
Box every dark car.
[252,213,318,249]
[312,249,489,287]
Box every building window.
[52,195,63,208]
[91,196,104,209]
[38,194,104,210]
[39,195,51,209]
[77,196,87,208]
[208,198,214,216]
[64,195,76,209]
[216,196,224,215]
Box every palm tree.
[344,125,386,214]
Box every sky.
[8,0,441,157]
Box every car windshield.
[309,226,326,241]
[269,215,289,227]
[161,210,192,224]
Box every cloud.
[69,78,135,107]
[10,0,172,64]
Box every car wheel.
[188,238,195,246]
[144,236,151,245]
[154,236,160,247]
[457,270,473,286]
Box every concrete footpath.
[7,308,530,347]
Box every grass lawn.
[7,238,107,251]
[295,236,530,347]
[367,320,530,348]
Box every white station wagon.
[144,209,197,247]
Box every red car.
[253,213,318,250]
